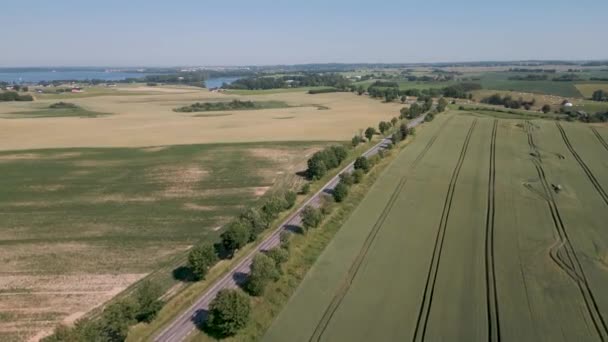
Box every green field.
[479,72,583,98]
[0,142,321,275]
[0,141,323,341]
[264,113,608,341]
[1,106,108,118]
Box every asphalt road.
[154,115,426,342]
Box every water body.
[0,69,240,88]
[0,70,147,83]
[205,76,239,89]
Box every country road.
[154,115,427,342]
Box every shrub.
[240,208,268,241]
[245,253,280,296]
[352,169,365,184]
[265,247,289,267]
[301,205,323,230]
[134,281,164,323]
[339,172,354,186]
[332,181,349,202]
[206,289,251,337]
[284,190,297,209]
[300,183,311,195]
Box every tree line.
[225,73,351,90]
[366,82,480,103]
[0,91,33,102]
[481,93,536,110]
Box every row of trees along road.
[205,110,420,337]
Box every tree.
[352,169,365,184]
[391,131,403,145]
[400,95,407,103]
[134,281,164,323]
[207,289,251,337]
[592,89,608,102]
[99,299,138,341]
[378,121,391,135]
[221,221,250,255]
[333,181,349,202]
[284,190,297,209]
[301,205,323,230]
[542,104,551,113]
[351,134,363,147]
[400,123,409,138]
[437,97,448,112]
[365,127,376,142]
[400,107,409,119]
[188,243,219,280]
[240,208,268,241]
[354,156,371,173]
[261,195,288,222]
[357,85,365,95]
[245,253,280,296]
[391,117,399,126]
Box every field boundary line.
[556,123,608,206]
[591,127,608,152]
[485,119,501,342]
[308,116,454,342]
[412,118,478,342]
[527,121,608,341]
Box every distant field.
[223,87,328,95]
[480,72,583,98]
[353,79,454,90]
[0,142,322,341]
[1,105,108,119]
[576,83,608,98]
[0,86,403,151]
[265,114,608,341]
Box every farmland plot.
[264,114,608,341]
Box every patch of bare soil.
[0,273,146,341]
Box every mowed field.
[0,142,323,341]
[0,85,403,151]
[264,113,608,341]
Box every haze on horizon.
[1,0,606,67]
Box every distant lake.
[205,77,239,89]
[0,70,148,83]
[0,69,241,89]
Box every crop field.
[0,85,403,151]
[479,72,583,98]
[264,113,608,341]
[576,83,608,98]
[0,142,322,341]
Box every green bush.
[354,156,371,173]
[207,289,251,337]
[332,181,349,203]
[245,253,280,296]
[187,243,219,280]
[352,169,365,184]
[301,205,323,230]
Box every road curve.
[154,116,427,342]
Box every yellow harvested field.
[575,83,608,98]
[0,86,402,151]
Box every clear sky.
[1,0,606,67]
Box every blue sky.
[1,0,606,66]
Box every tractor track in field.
[591,127,608,152]
[308,116,454,342]
[527,121,608,341]
[556,123,608,206]
[525,122,578,278]
[485,119,501,342]
[412,118,477,342]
